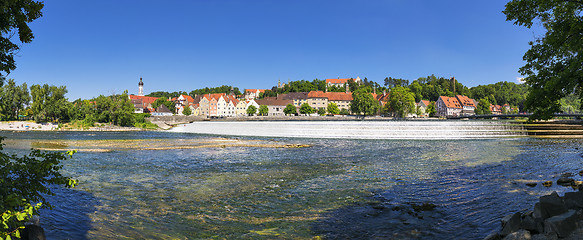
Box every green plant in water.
[0,138,76,239]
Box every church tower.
[138,77,144,96]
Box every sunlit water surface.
[1,121,582,239]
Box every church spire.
[138,77,144,96]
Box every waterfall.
[169,120,525,139]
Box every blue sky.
[7,0,540,100]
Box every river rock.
[502,229,531,240]
[579,170,583,176]
[501,212,522,236]
[542,181,553,187]
[563,191,583,209]
[561,173,574,178]
[520,211,537,232]
[557,177,575,186]
[20,224,46,240]
[539,192,567,219]
[526,182,537,187]
[483,232,502,240]
[543,209,578,238]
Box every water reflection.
[0,131,581,239]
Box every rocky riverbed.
[486,172,583,239]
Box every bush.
[0,137,76,239]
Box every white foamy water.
[169,120,525,139]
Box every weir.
[170,120,526,139]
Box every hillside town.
[129,77,518,118]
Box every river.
[1,120,582,239]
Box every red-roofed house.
[325,77,361,88]
[244,89,268,100]
[456,95,476,116]
[129,95,159,113]
[417,100,431,117]
[436,96,462,117]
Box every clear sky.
[7,0,541,100]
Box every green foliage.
[387,86,416,118]
[469,81,528,111]
[0,0,44,77]
[189,85,241,97]
[283,104,297,115]
[30,84,70,123]
[258,105,269,116]
[504,0,583,120]
[299,103,315,115]
[339,108,350,115]
[560,93,581,113]
[246,105,257,116]
[384,77,409,88]
[182,105,192,116]
[152,98,176,114]
[426,102,436,117]
[0,79,30,121]
[327,102,340,115]
[0,137,76,238]
[317,107,326,116]
[408,75,471,101]
[350,88,379,116]
[475,98,493,115]
[132,113,157,129]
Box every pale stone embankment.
[0,121,57,131]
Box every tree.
[504,0,583,120]
[475,98,492,115]
[0,137,76,239]
[258,105,269,116]
[327,102,340,115]
[246,105,257,116]
[350,88,379,116]
[299,103,315,115]
[387,86,416,118]
[317,107,326,116]
[0,1,44,78]
[0,79,30,120]
[283,104,297,115]
[182,105,192,116]
[30,84,70,122]
[426,102,436,117]
[152,98,176,114]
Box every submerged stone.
[543,181,553,187]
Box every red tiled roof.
[308,91,327,98]
[456,95,476,108]
[129,95,159,107]
[327,92,352,101]
[420,100,431,107]
[181,94,195,103]
[326,78,351,84]
[245,89,268,93]
[439,96,462,109]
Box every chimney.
[383,90,386,96]
[373,86,376,94]
[345,83,349,93]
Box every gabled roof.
[180,94,195,103]
[326,78,351,84]
[456,95,476,108]
[308,91,327,98]
[156,104,172,113]
[419,100,431,107]
[129,95,159,107]
[438,96,462,109]
[327,92,353,101]
[245,89,267,93]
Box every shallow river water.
[1,121,583,239]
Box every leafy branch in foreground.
[0,137,76,239]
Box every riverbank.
[0,121,143,132]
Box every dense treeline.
[469,81,529,110]
[189,85,242,97]
[0,79,155,128]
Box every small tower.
[451,77,456,95]
[278,79,281,88]
[138,77,144,96]
[230,86,234,96]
